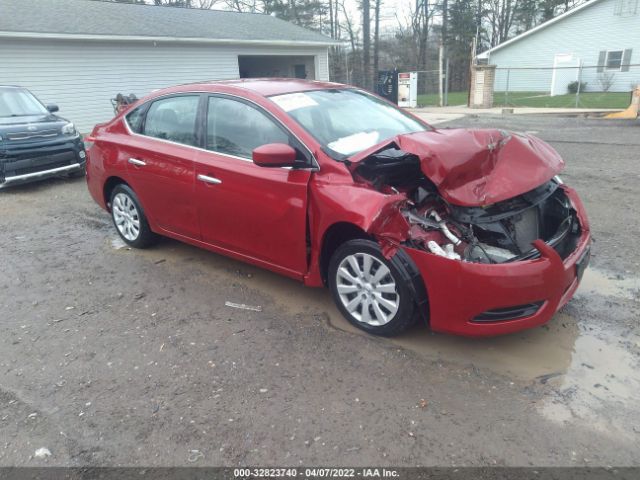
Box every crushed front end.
[351,129,591,336]
[401,180,590,336]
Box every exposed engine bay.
[353,145,581,264]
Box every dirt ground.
[0,115,638,467]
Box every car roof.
[174,78,351,97]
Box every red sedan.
[85,79,591,337]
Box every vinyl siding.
[486,0,640,92]
[0,38,329,132]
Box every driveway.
[1,115,638,467]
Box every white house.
[478,0,639,95]
[0,0,336,131]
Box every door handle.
[128,158,146,166]
[197,174,222,185]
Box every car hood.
[0,114,69,147]
[0,113,66,126]
[349,128,564,207]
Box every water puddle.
[576,268,640,300]
[539,332,640,440]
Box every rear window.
[142,95,200,147]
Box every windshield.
[270,89,428,157]
[0,88,48,117]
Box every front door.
[195,95,312,276]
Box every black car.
[0,86,85,188]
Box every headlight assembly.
[61,123,77,136]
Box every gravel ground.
[0,115,638,467]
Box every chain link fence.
[329,56,639,110]
[415,70,445,107]
[493,64,640,109]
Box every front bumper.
[0,136,85,188]
[404,186,591,337]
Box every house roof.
[478,0,605,58]
[0,0,337,47]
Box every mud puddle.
[540,331,640,440]
[577,268,640,300]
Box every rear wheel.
[328,239,417,336]
[110,184,157,248]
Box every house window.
[606,50,624,69]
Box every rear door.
[125,94,202,239]
[194,95,313,277]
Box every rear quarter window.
[125,106,145,134]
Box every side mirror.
[252,143,297,168]
[46,104,59,113]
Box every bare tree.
[484,0,520,47]
[598,72,616,92]
[340,1,357,51]
[392,0,435,71]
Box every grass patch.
[418,91,468,106]
[418,90,632,109]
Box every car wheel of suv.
[328,239,417,336]
[110,184,156,248]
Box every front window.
[206,96,290,159]
[0,87,48,117]
[270,89,428,157]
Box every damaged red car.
[85,79,591,337]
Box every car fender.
[304,177,411,285]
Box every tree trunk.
[441,0,448,49]
[373,0,381,89]
[329,0,335,38]
[362,0,371,90]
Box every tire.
[328,239,417,336]
[109,184,157,249]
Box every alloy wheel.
[335,252,400,326]
[112,192,140,241]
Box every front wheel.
[110,184,157,248]
[328,239,417,336]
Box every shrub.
[567,81,587,94]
